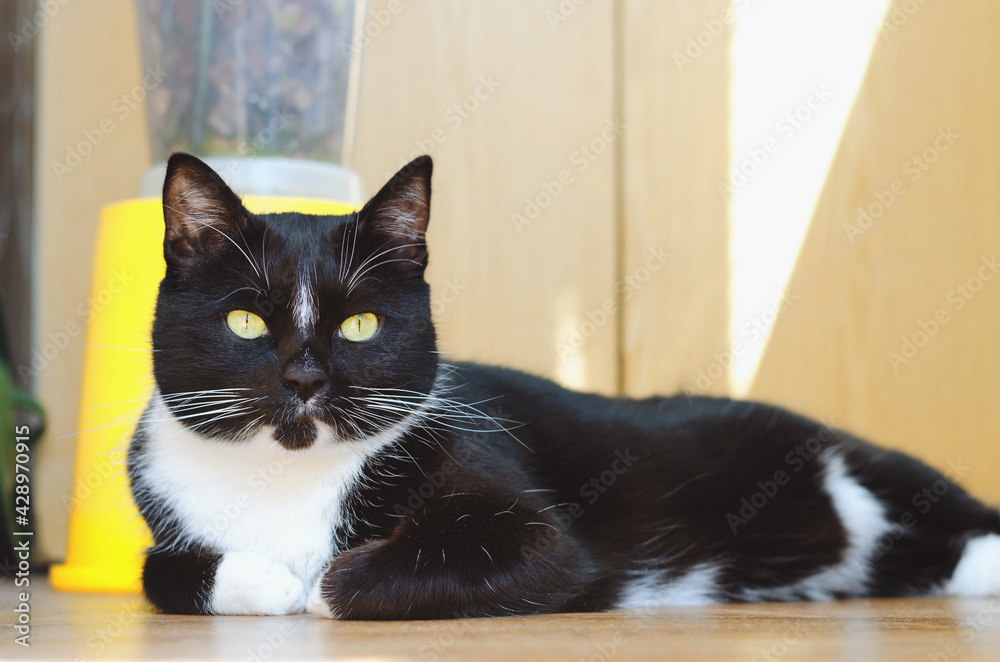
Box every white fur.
[616,564,720,608]
[740,452,892,601]
[293,276,317,329]
[137,393,416,614]
[306,577,335,618]
[944,534,1000,597]
[211,551,306,615]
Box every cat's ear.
[357,155,432,266]
[161,152,249,266]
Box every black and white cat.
[127,153,1000,619]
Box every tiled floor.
[3,579,1000,660]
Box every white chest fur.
[137,394,404,586]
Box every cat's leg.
[307,490,590,619]
[143,546,307,615]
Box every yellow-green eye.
[226,310,267,339]
[340,313,380,342]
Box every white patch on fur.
[211,551,306,615]
[135,393,415,611]
[293,274,317,329]
[306,577,335,618]
[740,452,892,601]
[616,564,721,608]
[943,534,1000,597]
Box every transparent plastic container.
[134,0,366,170]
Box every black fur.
[141,547,220,615]
[128,153,1000,619]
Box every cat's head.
[152,153,438,451]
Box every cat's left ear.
[357,155,432,266]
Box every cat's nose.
[281,364,328,403]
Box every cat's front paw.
[305,539,391,619]
[210,551,307,615]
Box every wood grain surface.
[4,581,1000,661]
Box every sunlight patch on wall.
[553,289,588,390]
[727,0,891,396]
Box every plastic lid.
[139,157,365,204]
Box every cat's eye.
[226,310,268,339]
[339,313,380,342]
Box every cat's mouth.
[266,398,328,450]
[272,416,319,451]
[267,395,404,450]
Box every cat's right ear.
[356,155,433,267]
[161,153,248,267]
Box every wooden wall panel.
[621,0,731,397]
[351,0,619,394]
[750,0,1000,505]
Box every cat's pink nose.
[281,364,328,403]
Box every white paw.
[306,576,335,618]
[210,551,307,615]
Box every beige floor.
[3,578,1000,660]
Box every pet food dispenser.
[50,0,367,593]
